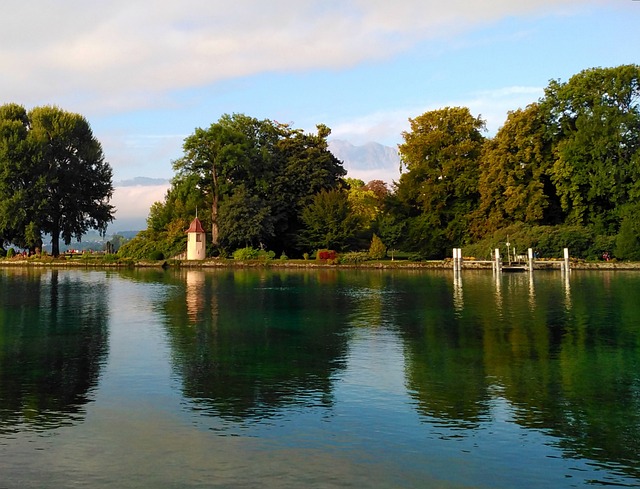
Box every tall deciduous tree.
[543,64,640,233]
[395,107,485,256]
[29,107,114,256]
[173,121,249,245]
[363,179,390,201]
[170,115,345,255]
[0,105,114,255]
[300,188,362,251]
[474,103,559,237]
[0,104,37,250]
[345,178,379,230]
[218,185,275,248]
[270,123,347,251]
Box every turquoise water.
[0,267,638,488]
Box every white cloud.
[330,85,544,145]
[0,0,602,113]
[96,131,185,180]
[112,184,170,220]
[463,86,545,134]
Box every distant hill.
[328,140,401,184]
[115,230,139,239]
[39,229,139,254]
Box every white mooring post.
[452,248,462,272]
[494,248,501,273]
[563,248,570,274]
[528,248,533,271]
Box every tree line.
[121,64,640,261]
[3,65,637,261]
[395,63,640,260]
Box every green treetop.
[0,104,114,255]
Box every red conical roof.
[186,217,205,234]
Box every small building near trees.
[186,217,206,260]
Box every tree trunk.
[211,193,219,246]
[51,226,60,256]
[211,162,219,246]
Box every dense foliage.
[120,115,347,259]
[395,107,486,257]
[0,104,114,256]
[121,64,640,261]
[393,64,640,259]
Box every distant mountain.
[328,140,401,184]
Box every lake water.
[0,267,638,488]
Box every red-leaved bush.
[317,250,337,260]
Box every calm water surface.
[0,267,638,488]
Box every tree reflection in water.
[0,269,109,433]
[401,270,640,480]
[163,269,351,421]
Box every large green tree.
[474,103,559,237]
[166,115,345,255]
[395,107,485,256]
[0,104,38,251]
[173,119,249,245]
[543,64,640,234]
[300,188,363,251]
[269,123,347,251]
[0,105,114,255]
[218,184,275,248]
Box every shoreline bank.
[1,258,640,270]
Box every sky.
[1,0,639,231]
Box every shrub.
[215,247,230,259]
[368,234,387,260]
[232,247,275,261]
[103,253,119,263]
[303,252,310,261]
[6,248,15,258]
[339,251,370,264]
[538,225,593,258]
[406,252,425,262]
[279,252,288,261]
[463,223,604,260]
[316,249,337,261]
[233,247,260,260]
[258,250,276,262]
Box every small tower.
[186,217,206,260]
